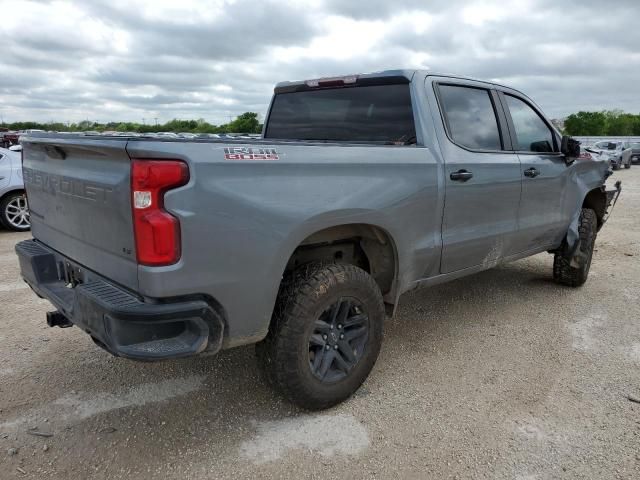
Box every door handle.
[450,169,473,182]
[524,167,540,178]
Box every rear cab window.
[264,83,416,144]
[436,84,503,151]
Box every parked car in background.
[0,147,30,231]
[1,130,20,148]
[622,141,640,165]
[586,141,629,170]
[178,132,197,139]
[154,132,179,138]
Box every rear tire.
[256,263,385,410]
[0,192,31,232]
[553,208,597,287]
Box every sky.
[1,0,639,125]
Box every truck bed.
[21,132,438,345]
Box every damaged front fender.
[565,168,621,268]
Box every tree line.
[564,110,640,136]
[1,112,262,134]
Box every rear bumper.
[15,239,224,361]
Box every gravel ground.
[1,168,639,479]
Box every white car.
[0,147,30,231]
[586,141,629,170]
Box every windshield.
[265,84,416,143]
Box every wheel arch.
[582,187,607,230]
[281,222,399,301]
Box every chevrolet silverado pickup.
[16,70,620,410]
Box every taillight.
[131,159,189,266]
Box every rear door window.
[264,84,416,143]
[504,95,555,153]
[437,84,503,151]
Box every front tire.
[256,263,385,410]
[553,208,597,287]
[624,159,631,169]
[0,192,31,232]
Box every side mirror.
[561,135,580,159]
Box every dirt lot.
[1,169,639,479]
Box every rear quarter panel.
[126,139,443,346]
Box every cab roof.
[275,69,514,92]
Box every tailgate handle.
[44,145,66,160]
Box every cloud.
[321,0,451,20]
[1,0,639,123]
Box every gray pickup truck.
[16,70,620,410]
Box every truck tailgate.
[22,137,138,291]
